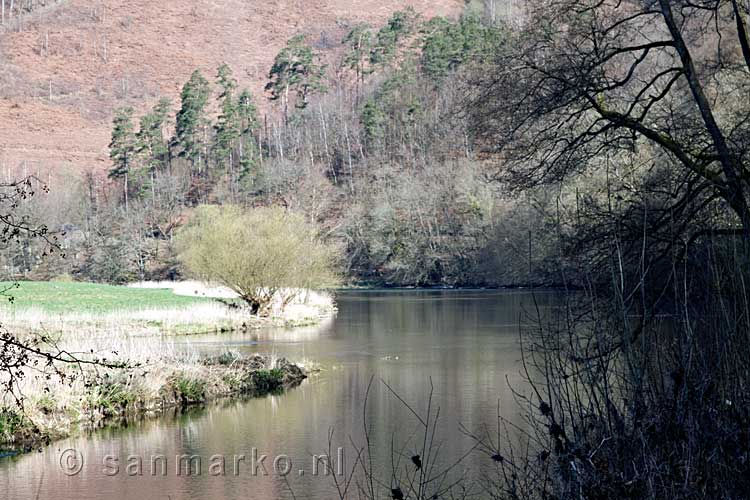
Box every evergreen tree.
[369,8,420,67]
[266,35,327,122]
[137,97,171,175]
[237,89,259,136]
[175,70,211,171]
[358,62,422,158]
[108,106,137,209]
[213,64,241,168]
[420,16,502,82]
[342,23,374,98]
[236,88,260,175]
[361,99,386,148]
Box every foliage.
[360,99,387,147]
[249,368,284,393]
[266,35,327,118]
[213,63,241,165]
[369,8,420,67]
[342,23,374,84]
[90,379,139,415]
[175,70,211,168]
[235,88,260,177]
[14,13,519,289]
[136,97,172,175]
[108,107,137,181]
[420,15,502,81]
[236,88,259,136]
[173,375,206,404]
[0,407,35,446]
[175,205,340,314]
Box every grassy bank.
[0,352,307,453]
[0,281,336,335]
[0,280,330,453]
[1,280,219,313]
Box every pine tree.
[108,106,137,210]
[266,35,327,122]
[361,99,386,148]
[236,88,260,177]
[369,8,420,67]
[237,89,259,136]
[420,16,503,82]
[137,97,171,174]
[342,23,374,100]
[175,70,211,171]
[213,64,241,168]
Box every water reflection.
[1,290,560,499]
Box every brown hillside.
[0,0,462,178]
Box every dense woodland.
[2,4,557,288]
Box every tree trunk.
[731,0,750,73]
[283,82,290,125]
[659,0,750,241]
[124,171,129,213]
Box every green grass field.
[0,281,215,313]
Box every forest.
[3,5,553,288]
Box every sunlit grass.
[0,281,216,313]
[0,280,336,336]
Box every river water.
[0,290,561,499]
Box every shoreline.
[1,280,338,337]
[0,353,309,455]
[0,281,334,455]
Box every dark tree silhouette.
[0,177,127,406]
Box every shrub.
[0,408,36,446]
[249,369,284,393]
[176,205,340,315]
[173,376,206,405]
[90,381,138,416]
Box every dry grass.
[0,280,332,450]
[1,334,307,451]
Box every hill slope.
[0,0,461,177]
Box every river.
[0,290,561,499]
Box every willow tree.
[176,205,340,315]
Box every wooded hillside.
[0,0,462,175]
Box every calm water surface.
[0,290,560,499]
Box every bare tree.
[0,177,126,406]
[471,0,750,241]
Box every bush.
[249,369,284,393]
[0,408,36,447]
[173,376,206,405]
[176,205,340,315]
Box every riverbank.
[0,280,332,453]
[0,281,337,335]
[0,352,308,453]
